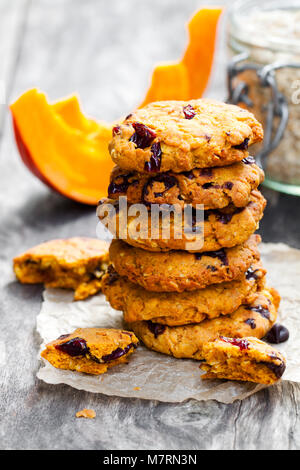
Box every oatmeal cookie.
[200,336,285,384]
[13,237,109,301]
[98,190,266,252]
[41,328,138,375]
[109,235,261,292]
[109,99,263,173]
[130,288,279,360]
[102,263,266,326]
[108,157,264,209]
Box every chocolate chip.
[265,324,289,344]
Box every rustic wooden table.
[0,0,299,450]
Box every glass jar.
[227,0,300,195]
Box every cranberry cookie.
[14,237,109,300]
[108,157,264,210]
[109,235,261,292]
[200,336,285,384]
[130,288,279,361]
[102,263,266,326]
[41,328,138,375]
[109,99,263,173]
[98,190,266,252]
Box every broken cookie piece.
[41,328,138,375]
[200,336,286,384]
[76,409,96,419]
[13,237,109,300]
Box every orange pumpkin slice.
[140,7,222,107]
[11,8,222,206]
[10,89,114,205]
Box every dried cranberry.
[245,267,259,280]
[56,337,88,356]
[144,142,162,172]
[245,318,256,329]
[220,336,250,351]
[215,207,243,224]
[101,343,136,363]
[242,156,256,165]
[108,173,138,196]
[112,126,121,136]
[200,168,213,177]
[142,173,178,204]
[223,181,234,190]
[234,137,249,150]
[125,113,133,120]
[183,104,196,119]
[202,182,215,189]
[147,321,166,338]
[245,305,270,320]
[207,265,217,272]
[194,248,228,266]
[129,122,156,149]
[265,324,289,344]
[57,334,70,340]
[182,170,195,180]
[106,265,119,285]
[262,360,286,379]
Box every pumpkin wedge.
[140,7,222,107]
[10,89,114,205]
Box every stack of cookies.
[99,99,287,385]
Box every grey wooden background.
[0,0,300,450]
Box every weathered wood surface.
[0,0,300,450]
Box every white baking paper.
[36,242,300,403]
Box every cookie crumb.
[133,387,141,391]
[76,408,96,419]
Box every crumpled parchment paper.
[36,243,300,403]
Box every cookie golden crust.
[102,263,266,326]
[109,99,263,173]
[109,235,261,292]
[200,336,286,384]
[13,237,109,301]
[41,328,138,375]
[98,190,266,252]
[108,158,264,210]
[130,288,279,361]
